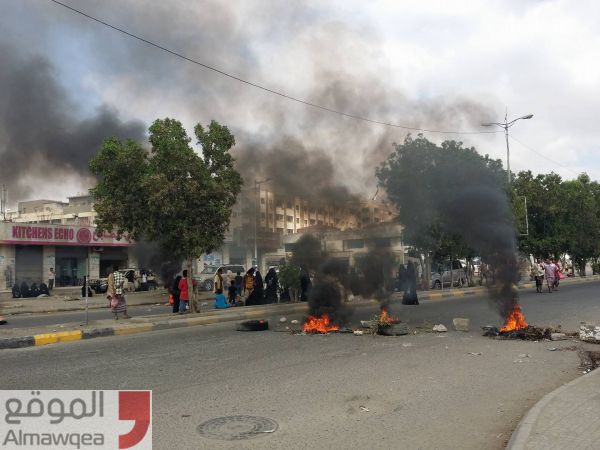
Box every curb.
[506,367,600,450]
[0,303,309,350]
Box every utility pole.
[482,112,533,183]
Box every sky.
[1,0,599,205]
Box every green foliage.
[90,118,243,260]
[513,171,600,272]
[278,263,301,290]
[376,134,507,284]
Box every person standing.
[171,274,182,314]
[177,270,196,314]
[213,267,224,295]
[299,267,311,301]
[243,268,256,299]
[533,259,545,293]
[234,271,243,298]
[402,261,419,305]
[543,259,556,293]
[246,270,264,306]
[227,279,238,306]
[107,266,131,320]
[553,258,562,290]
[141,271,148,291]
[48,267,55,291]
[264,267,279,304]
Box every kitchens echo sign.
[0,224,130,247]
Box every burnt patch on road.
[197,415,278,440]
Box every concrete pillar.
[42,246,55,285]
[89,250,100,279]
[127,247,138,268]
[222,244,230,265]
[0,244,16,290]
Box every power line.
[48,0,501,136]
[508,134,579,176]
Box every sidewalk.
[507,366,600,449]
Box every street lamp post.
[482,113,533,183]
[254,178,271,270]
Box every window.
[286,216,293,222]
[317,220,323,225]
[269,199,273,206]
[277,227,284,233]
[295,205,300,211]
[287,229,294,234]
[304,220,308,225]
[310,219,316,225]
[276,214,284,221]
[260,198,265,204]
[261,212,266,219]
[287,202,292,209]
[344,239,364,250]
[296,218,299,224]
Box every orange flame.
[303,314,339,333]
[379,308,400,324]
[500,305,528,332]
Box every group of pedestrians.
[532,258,564,293]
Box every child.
[214,289,230,309]
[228,279,237,306]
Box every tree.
[377,134,514,291]
[90,118,242,312]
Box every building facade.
[0,222,132,291]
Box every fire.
[303,314,339,333]
[500,305,528,332]
[379,308,400,324]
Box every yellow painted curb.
[428,292,443,300]
[114,324,153,336]
[34,330,82,346]
[452,291,465,297]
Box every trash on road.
[353,330,364,336]
[453,318,470,332]
[579,323,600,343]
[547,347,558,351]
[279,317,287,323]
[359,406,370,412]
[468,352,482,356]
[518,354,531,358]
[433,324,448,332]
[550,332,567,341]
[291,319,299,324]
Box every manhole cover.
[197,415,278,441]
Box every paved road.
[2,282,599,449]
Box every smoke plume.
[0,44,145,201]
[131,241,182,290]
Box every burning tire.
[236,320,269,331]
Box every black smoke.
[0,44,145,201]
[131,241,182,290]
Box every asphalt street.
[2,282,599,449]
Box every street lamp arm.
[481,122,505,128]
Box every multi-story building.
[206,188,396,270]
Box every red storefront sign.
[0,223,130,247]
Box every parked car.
[89,278,108,294]
[430,260,467,289]
[194,264,246,291]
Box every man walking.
[107,266,131,320]
[48,267,55,291]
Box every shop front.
[0,223,131,290]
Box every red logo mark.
[119,391,151,449]
[76,228,92,244]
